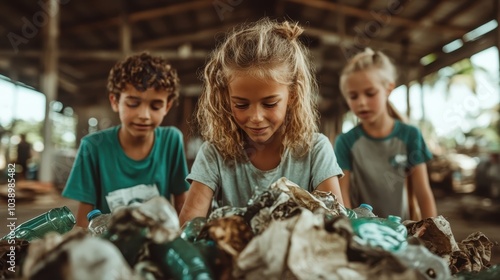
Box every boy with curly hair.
[63,52,190,227]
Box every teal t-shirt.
[334,121,432,220]
[187,133,343,209]
[62,126,190,213]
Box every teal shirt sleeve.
[62,138,99,205]
[334,134,352,171]
[167,128,190,195]
[406,126,433,167]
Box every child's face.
[110,84,173,139]
[343,69,393,123]
[228,75,290,145]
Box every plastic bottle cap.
[359,203,373,211]
[87,209,102,221]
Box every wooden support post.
[120,2,132,57]
[419,76,425,123]
[401,38,411,118]
[38,0,59,183]
[496,0,500,98]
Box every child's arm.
[173,192,187,215]
[338,171,351,208]
[410,163,437,218]
[178,181,214,227]
[317,176,345,206]
[75,202,94,228]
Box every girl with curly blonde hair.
[179,18,344,225]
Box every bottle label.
[105,184,160,212]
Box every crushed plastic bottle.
[387,215,407,238]
[393,244,451,280]
[351,217,407,252]
[180,217,207,242]
[338,204,357,219]
[352,203,377,218]
[1,206,76,242]
[87,209,112,237]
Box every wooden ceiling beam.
[0,49,209,60]
[58,75,79,94]
[135,24,233,49]
[435,1,483,26]
[387,1,445,40]
[287,0,467,36]
[305,27,423,58]
[62,0,213,34]
[417,30,496,80]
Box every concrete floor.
[1,182,499,266]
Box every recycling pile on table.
[1,177,499,280]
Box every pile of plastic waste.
[1,177,499,279]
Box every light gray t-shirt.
[187,133,343,208]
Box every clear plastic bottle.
[393,244,451,280]
[338,204,357,219]
[352,203,377,218]
[1,206,76,242]
[87,209,112,237]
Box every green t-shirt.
[62,126,190,213]
[334,121,432,220]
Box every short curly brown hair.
[107,52,180,105]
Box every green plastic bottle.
[1,206,76,242]
[149,236,214,279]
[180,217,207,242]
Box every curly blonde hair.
[340,48,406,121]
[196,18,319,162]
[107,52,180,105]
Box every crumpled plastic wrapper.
[287,210,349,279]
[405,215,460,256]
[271,177,340,216]
[449,231,495,274]
[195,215,253,280]
[201,215,254,257]
[235,209,353,280]
[347,232,423,280]
[246,177,342,235]
[236,208,423,280]
[129,196,180,243]
[104,196,182,272]
[234,215,298,279]
[404,215,497,275]
[208,205,247,222]
[22,228,134,280]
